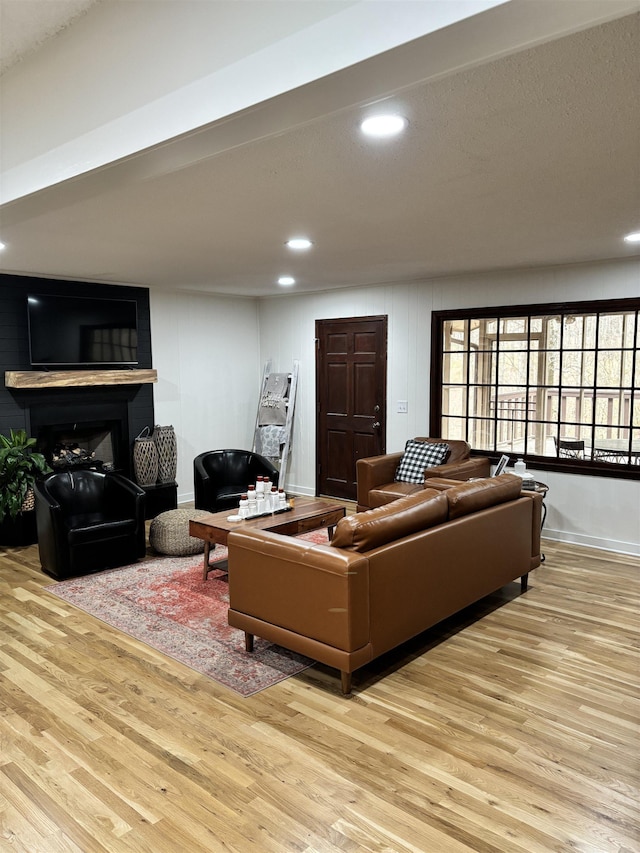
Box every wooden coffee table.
[189,497,346,580]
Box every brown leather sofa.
[356,437,491,511]
[227,474,542,694]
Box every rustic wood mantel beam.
[4,369,158,389]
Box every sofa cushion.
[369,482,423,508]
[331,489,448,552]
[446,473,523,519]
[394,439,450,483]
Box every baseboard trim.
[286,484,315,498]
[543,527,640,557]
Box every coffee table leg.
[202,542,211,581]
[202,542,228,580]
[327,509,345,540]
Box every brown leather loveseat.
[227,474,542,694]
[356,437,490,511]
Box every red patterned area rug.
[47,529,328,697]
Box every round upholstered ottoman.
[149,508,205,556]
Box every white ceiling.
[0,1,639,297]
[0,0,100,74]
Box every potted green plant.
[0,428,51,545]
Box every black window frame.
[430,296,640,481]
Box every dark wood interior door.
[316,316,387,500]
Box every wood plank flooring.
[0,535,638,852]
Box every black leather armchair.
[194,449,279,513]
[34,470,146,579]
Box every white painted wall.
[527,466,639,556]
[257,257,640,554]
[149,289,260,504]
[257,284,434,496]
[147,258,639,552]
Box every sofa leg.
[245,632,254,653]
[520,573,529,592]
[341,671,352,695]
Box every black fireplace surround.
[0,275,154,480]
[27,388,139,478]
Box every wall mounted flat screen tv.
[28,293,138,366]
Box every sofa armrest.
[34,481,65,572]
[228,528,370,652]
[356,452,403,509]
[521,489,543,569]
[105,474,145,514]
[426,456,491,481]
[193,454,212,510]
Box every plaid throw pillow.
[394,440,450,484]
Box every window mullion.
[557,315,565,448]
[524,315,531,456]
[592,313,600,452]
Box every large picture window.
[430,298,640,479]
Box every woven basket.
[133,427,158,486]
[21,487,35,513]
[153,425,177,484]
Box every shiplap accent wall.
[0,275,154,477]
[151,258,640,554]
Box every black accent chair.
[194,449,279,513]
[34,470,146,580]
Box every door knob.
[372,421,381,430]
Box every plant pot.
[0,510,37,546]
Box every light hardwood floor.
[0,533,638,852]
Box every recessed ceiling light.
[286,237,312,250]
[623,231,640,243]
[360,114,407,138]
[278,276,295,286]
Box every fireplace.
[38,419,122,472]
[25,388,146,479]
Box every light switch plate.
[397,400,408,413]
